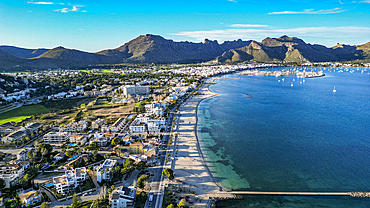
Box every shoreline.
[173,76,234,207]
[193,77,223,189]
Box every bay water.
[197,67,370,207]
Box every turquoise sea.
[197,67,370,207]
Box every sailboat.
[333,86,336,93]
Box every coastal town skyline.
[1,0,370,51]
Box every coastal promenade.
[221,191,350,196]
[173,77,234,208]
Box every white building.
[43,132,71,144]
[92,118,106,129]
[90,136,110,147]
[112,118,126,131]
[69,134,87,145]
[17,149,29,161]
[148,118,166,127]
[96,159,117,183]
[18,189,42,206]
[147,122,160,134]
[109,186,136,208]
[0,164,25,188]
[53,167,87,195]
[129,119,146,133]
[122,86,150,96]
[59,120,87,132]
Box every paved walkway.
[40,186,57,202]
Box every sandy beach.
[172,77,234,207]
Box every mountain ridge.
[0,34,369,71]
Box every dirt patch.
[92,103,135,119]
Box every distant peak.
[249,40,262,49]
[54,46,67,50]
[204,39,218,44]
[279,35,290,39]
[336,43,343,48]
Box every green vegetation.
[72,193,82,208]
[137,174,149,189]
[134,191,148,208]
[99,69,114,73]
[163,188,175,208]
[40,202,50,208]
[95,98,109,106]
[162,168,174,180]
[0,104,50,124]
[178,198,189,208]
[42,97,93,111]
[0,116,32,125]
[92,195,110,208]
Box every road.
[146,107,179,208]
[147,97,188,208]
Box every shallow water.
[197,67,370,207]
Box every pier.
[218,191,370,198]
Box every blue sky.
[1,0,370,52]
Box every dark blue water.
[197,67,370,207]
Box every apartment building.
[43,132,71,144]
[0,164,25,188]
[91,118,106,129]
[53,167,87,195]
[59,120,87,132]
[96,159,117,183]
[69,134,87,145]
[129,120,146,133]
[122,85,150,96]
[109,186,136,208]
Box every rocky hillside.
[0,46,49,58]
[96,34,251,63]
[34,46,109,67]
[216,35,367,63]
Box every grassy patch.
[0,104,50,124]
[0,116,32,125]
[95,98,109,106]
[99,69,114,73]
[80,179,96,192]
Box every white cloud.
[27,1,63,5]
[228,0,237,2]
[54,8,68,13]
[53,4,86,13]
[71,5,79,12]
[28,1,87,13]
[230,24,268,28]
[269,8,348,15]
[360,0,370,2]
[173,26,370,46]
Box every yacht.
[333,86,336,93]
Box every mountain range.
[0,34,369,71]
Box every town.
[0,63,277,208]
[0,62,369,208]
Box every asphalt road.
[147,109,177,208]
